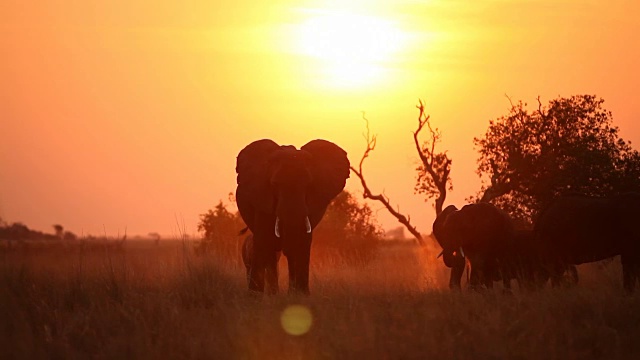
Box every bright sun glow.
[296,10,407,88]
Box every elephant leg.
[265,251,280,295]
[449,263,465,290]
[242,234,254,288]
[287,251,310,295]
[502,275,512,294]
[483,271,494,289]
[621,255,639,293]
[247,240,270,293]
[549,263,565,288]
[566,265,579,286]
[248,262,265,293]
[469,258,491,291]
[521,265,542,291]
[244,265,252,288]
[468,267,482,291]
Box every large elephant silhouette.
[433,203,515,290]
[235,139,349,294]
[534,193,640,292]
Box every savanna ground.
[2,238,640,360]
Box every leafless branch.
[350,115,425,246]
[414,100,452,215]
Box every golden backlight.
[295,10,407,88]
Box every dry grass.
[2,239,640,359]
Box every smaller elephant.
[242,233,281,293]
[433,203,515,290]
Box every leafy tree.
[474,94,640,224]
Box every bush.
[195,202,245,258]
[313,191,383,265]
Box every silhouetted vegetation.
[353,94,640,229]
[196,190,383,265]
[0,221,76,241]
[351,101,452,245]
[412,100,453,215]
[313,191,383,265]
[2,236,640,359]
[196,201,245,258]
[474,94,640,224]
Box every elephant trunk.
[449,260,465,289]
[275,216,311,238]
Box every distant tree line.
[0,220,78,241]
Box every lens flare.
[280,305,313,336]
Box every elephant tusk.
[305,216,312,233]
[459,247,465,258]
[436,250,444,259]
[275,217,281,238]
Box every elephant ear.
[301,139,350,228]
[432,205,458,247]
[236,139,281,222]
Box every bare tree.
[350,116,425,245]
[413,100,452,216]
[351,101,453,245]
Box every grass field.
[2,238,640,359]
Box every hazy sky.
[1,0,639,238]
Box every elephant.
[432,205,466,289]
[533,193,640,292]
[235,139,350,294]
[433,203,515,290]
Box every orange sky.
[1,1,639,238]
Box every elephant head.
[236,139,349,294]
[433,203,514,290]
[432,205,466,289]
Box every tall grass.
[2,239,640,359]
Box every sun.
[295,10,407,88]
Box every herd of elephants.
[234,139,640,295]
